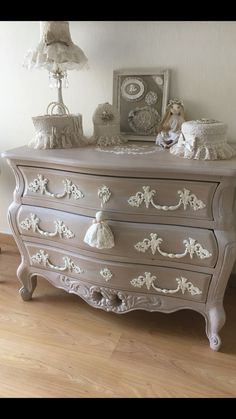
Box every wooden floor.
[0,236,236,398]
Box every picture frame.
[113,68,170,142]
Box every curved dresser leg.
[205,304,226,351]
[17,262,37,301]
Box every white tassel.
[83,211,115,249]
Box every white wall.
[1,21,236,235]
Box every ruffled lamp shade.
[23,21,88,73]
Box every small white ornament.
[98,185,111,206]
[100,268,113,282]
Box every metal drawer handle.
[130,272,202,296]
[28,174,84,200]
[128,186,206,211]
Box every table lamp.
[23,21,89,149]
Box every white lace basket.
[170,119,236,160]
[29,102,87,150]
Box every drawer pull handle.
[84,211,115,249]
[19,213,75,239]
[128,186,205,211]
[130,272,202,296]
[135,234,212,260]
[30,250,84,274]
[28,174,84,200]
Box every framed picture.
[113,69,169,141]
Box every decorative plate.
[128,106,161,135]
[121,77,146,101]
[145,91,158,106]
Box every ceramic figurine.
[156,99,185,149]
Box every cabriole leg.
[205,304,226,351]
[17,262,37,301]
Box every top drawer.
[19,166,217,221]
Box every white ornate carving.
[59,275,162,313]
[100,268,113,282]
[19,213,75,239]
[95,144,161,155]
[130,272,202,296]
[98,185,111,205]
[31,250,84,274]
[128,186,205,211]
[134,233,212,260]
[28,174,84,200]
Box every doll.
[156,99,185,149]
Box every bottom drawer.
[25,242,211,303]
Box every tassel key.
[83,211,115,249]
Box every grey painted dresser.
[3,143,236,351]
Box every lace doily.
[128,106,160,135]
[121,77,146,101]
[95,143,163,155]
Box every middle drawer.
[17,205,218,268]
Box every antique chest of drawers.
[3,143,236,351]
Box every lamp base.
[30,113,88,149]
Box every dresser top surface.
[3,143,236,178]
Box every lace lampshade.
[24,21,88,71]
[23,21,88,106]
